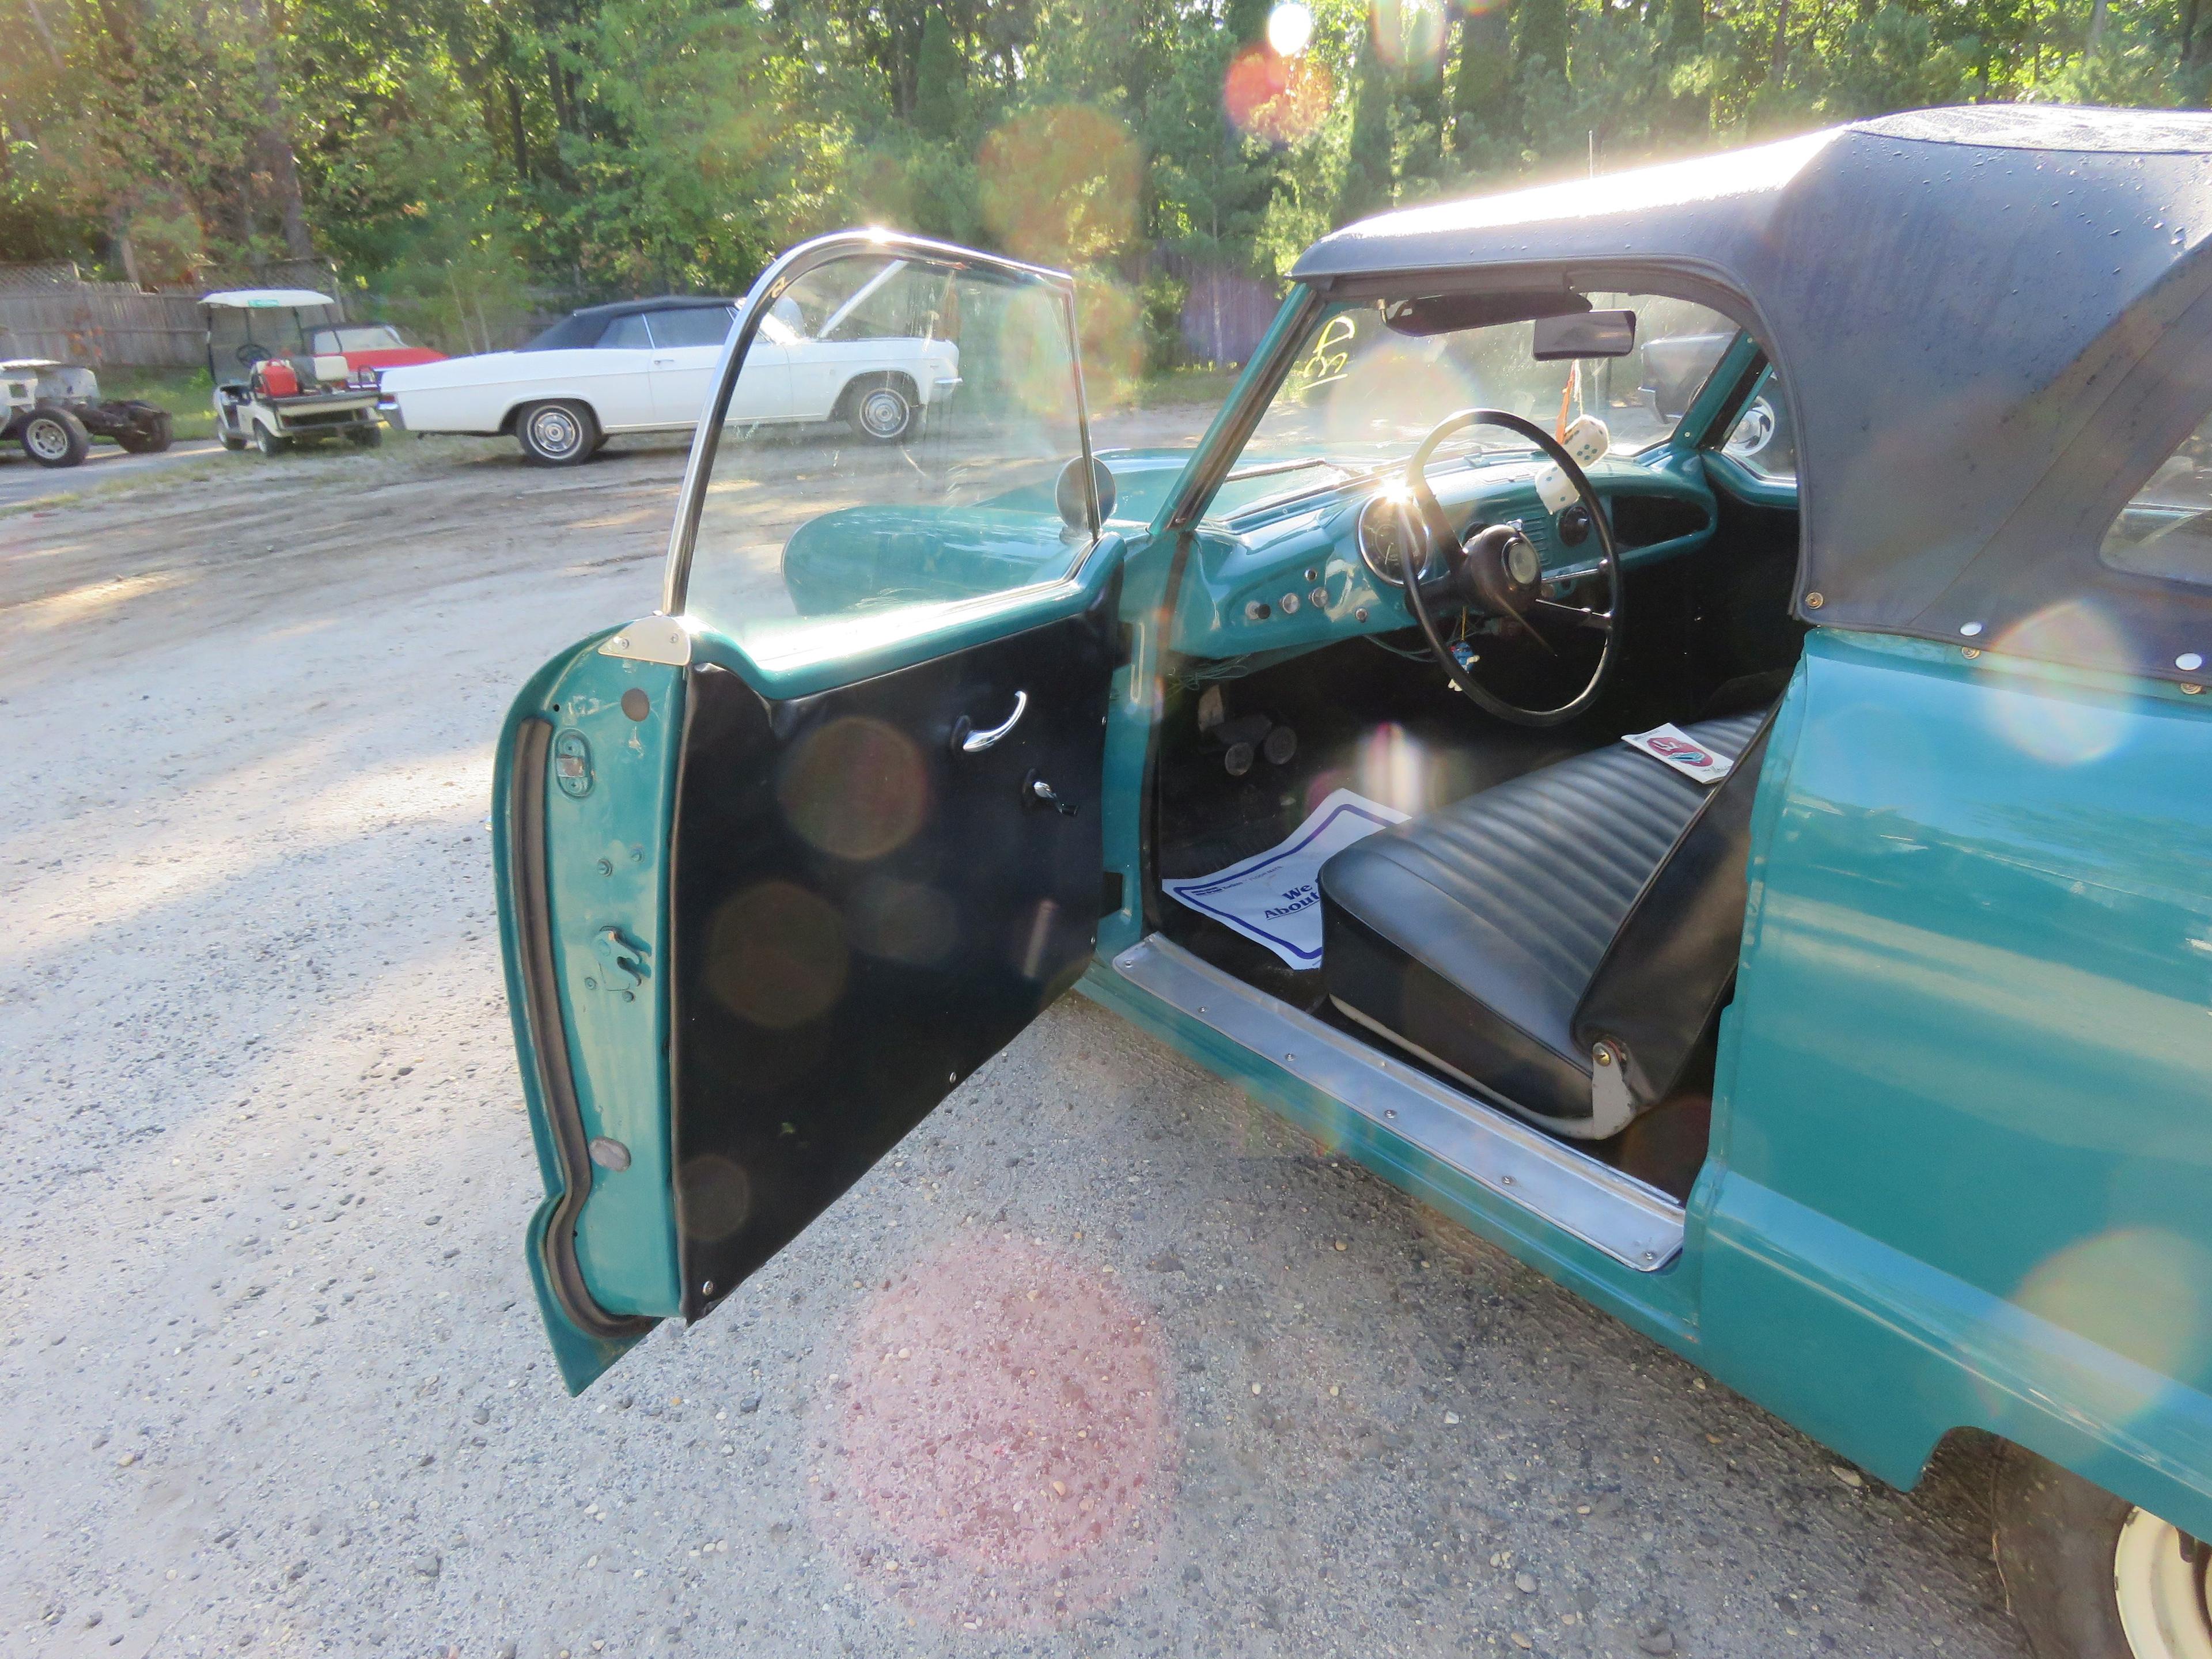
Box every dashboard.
[1168,450,1719,661]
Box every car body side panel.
[384,347,657,434]
[1699,628,2212,1533]
[720,340,793,426]
[385,338,957,435]
[785,337,957,422]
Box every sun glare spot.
[1370,0,1449,74]
[2012,1228,2212,1423]
[1985,600,2133,766]
[9,567,184,632]
[1224,46,1331,146]
[824,1237,1176,1628]
[1267,1,1313,55]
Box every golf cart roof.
[199,289,337,309]
[1296,104,2212,688]
[0,359,61,372]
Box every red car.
[305,323,444,376]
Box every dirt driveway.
[1,431,2027,1658]
[0,440,229,513]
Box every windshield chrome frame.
[659,229,1099,619]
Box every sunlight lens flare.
[1224,46,1332,145]
[1267,1,1314,55]
[2010,1228,2212,1427]
[978,105,1139,267]
[826,1237,1176,1628]
[1984,600,2133,766]
[1371,0,1449,74]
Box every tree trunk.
[1453,6,1513,154]
[546,51,574,134]
[110,210,143,289]
[241,0,315,258]
[19,0,65,70]
[1768,0,1794,81]
[2183,0,2200,62]
[505,74,532,179]
[1338,35,1394,225]
[1517,0,1570,82]
[2089,0,2108,49]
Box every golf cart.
[1,359,172,467]
[202,289,382,455]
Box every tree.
[1339,29,1393,223]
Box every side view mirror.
[1058,455,1116,531]
[1533,310,1637,361]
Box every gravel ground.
[0,440,228,512]
[2,431,2028,1658]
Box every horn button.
[1463,521,1543,611]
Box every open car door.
[494,236,1122,1391]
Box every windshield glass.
[310,325,406,353]
[1208,294,1737,521]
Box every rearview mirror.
[1532,310,1637,361]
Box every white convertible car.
[377,272,961,465]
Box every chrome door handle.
[958,690,1028,752]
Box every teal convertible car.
[495,107,2212,1657]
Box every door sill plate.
[1109,936,1684,1271]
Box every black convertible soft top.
[521,294,740,353]
[1297,106,2212,687]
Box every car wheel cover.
[530,407,582,458]
[1726,398,1775,457]
[24,418,71,460]
[2116,1508,2212,1659]
[858,388,908,439]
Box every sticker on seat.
[1622,723,1735,784]
[1161,790,1407,969]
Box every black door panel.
[668,578,1118,1318]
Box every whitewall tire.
[516,400,599,465]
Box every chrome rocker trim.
[1109,935,1684,1271]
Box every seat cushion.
[1317,710,1766,1130]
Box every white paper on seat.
[1161,789,1408,969]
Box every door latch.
[589,926,649,999]
[1026,771,1077,817]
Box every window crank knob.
[1028,775,1078,816]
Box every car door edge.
[494,642,662,1392]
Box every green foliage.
[94,363,215,437]
[914,13,967,139]
[1339,33,1395,221]
[2,0,2206,370]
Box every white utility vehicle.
[202,289,383,456]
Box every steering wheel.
[1395,408,1622,729]
[235,342,271,367]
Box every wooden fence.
[0,287,209,369]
